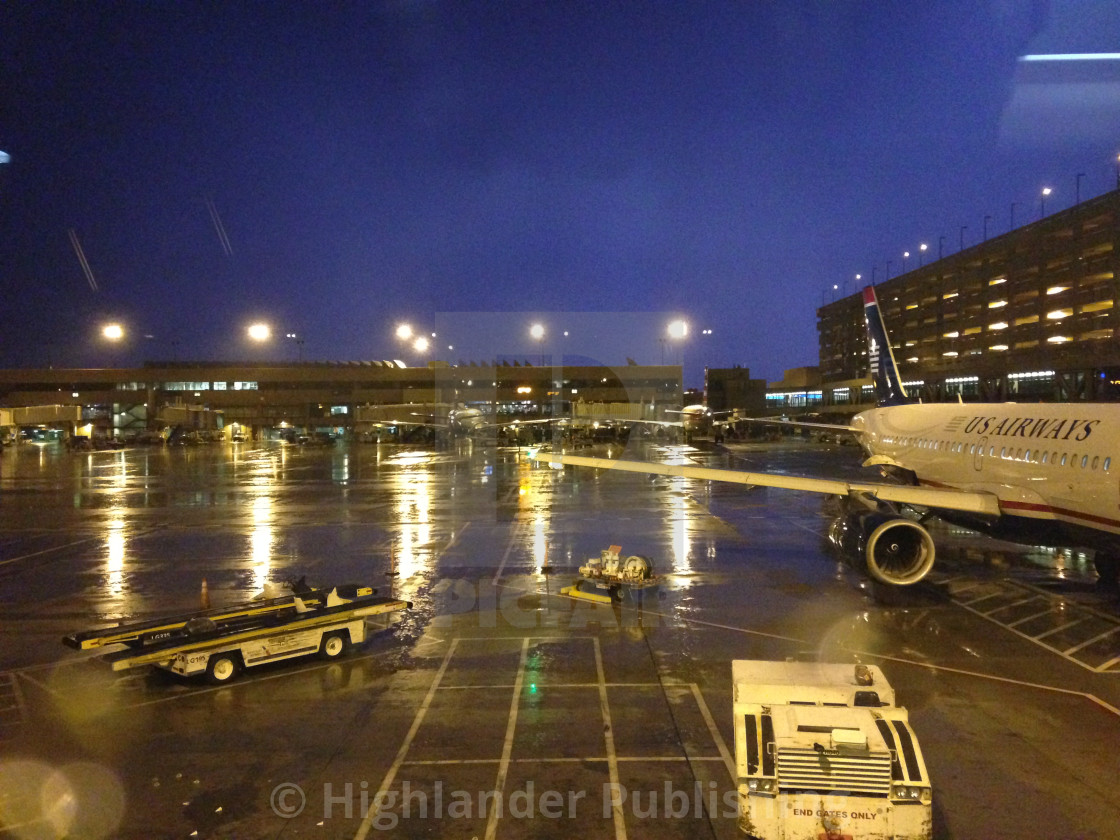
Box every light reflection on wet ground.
[0,438,1118,839]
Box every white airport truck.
[733,660,932,840]
[65,582,410,684]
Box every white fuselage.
[854,402,1120,550]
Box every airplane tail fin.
[862,286,910,407]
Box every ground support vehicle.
[733,660,931,840]
[561,544,660,603]
[64,583,409,684]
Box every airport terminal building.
[0,360,683,443]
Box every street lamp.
[1040,187,1052,218]
[902,251,910,274]
[919,243,928,266]
[247,323,271,342]
[1076,172,1085,204]
[664,319,688,364]
[529,323,545,366]
[285,332,305,361]
[102,323,124,341]
[412,336,429,353]
[395,323,413,341]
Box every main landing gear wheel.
[319,631,349,660]
[206,653,241,684]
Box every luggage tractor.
[733,660,932,840]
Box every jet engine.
[828,512,937,586]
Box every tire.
[205,653,241,684]
[318,631,349,660]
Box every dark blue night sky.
[2,1,1119,384]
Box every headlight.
[747,778,776,793]
[891,784,928,801]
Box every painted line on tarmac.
[634,607,808,645]
[0,536,103,566]
[13,670,63,701]
[400,754,725,766]
[491,519,527,585]
[0,525,167,568]
[627,608,1120,721]
[950,586,1120,674]
[353,637,460,840]
[851,651,1120,720]
[690,683,736,782]
[594,636,627,840]
[437,681,662,690]
[440,521,471,553]
[483,636,530,840]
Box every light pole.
[529,323,545,366]
[959,226,967,252]
[885,260,892,279]
[395,323,422,365]
[983,215,991,241]
[285,332,305,362]
[919,243,928,267]
[1040,187,1052,218]
[1076,172,1085,205]
[666,319,688,366]
[1010,202,1017,230]
[902,251,909,274]
[938,236,945,261]
[247,322,271,361]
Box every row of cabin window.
[889,436,1112,472]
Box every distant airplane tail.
[862,286,910,406]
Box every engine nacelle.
[829,513,937,586]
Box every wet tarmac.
[1,438,1119,839]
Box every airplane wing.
[475,417,567,431]
[531,452,1001,517]
[743,416,861,433]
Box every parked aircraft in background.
[535,286,1120,590]
[364,403,556,441]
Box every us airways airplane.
[534,286,1120,589]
